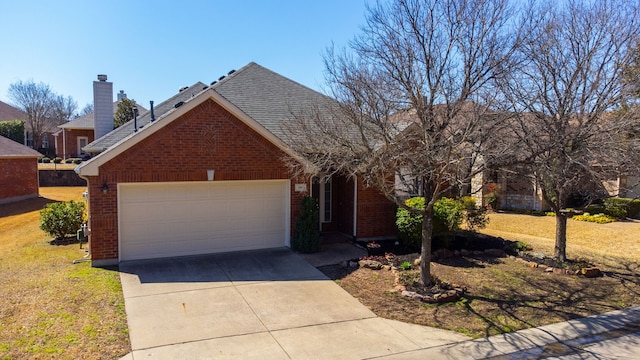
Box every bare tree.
[496,0,640,261]
[79,103,94,116]
[285,0,519,285]
[8,80,77,149]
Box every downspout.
[74,166,92,264]
[353,177,358,238]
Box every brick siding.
[87,99,307,261]
[0,158,38,202]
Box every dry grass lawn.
[0,187,130,359]
[482,212,640,266]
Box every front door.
[77,137,88,157]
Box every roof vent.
[97,74,107,81]
[202,86,209,90]
[210,81,217,85]
[218,75,226,81]
[179,86,189,92]
[228,69,235,75]
[174,101,184,108]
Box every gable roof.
[77,62,330,176]
[0,135,42,158]
[60,101,148,130]
[0,101,26,121]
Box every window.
[42,135,49,148]
[77,137,88,156]
[25,131,33,147]
[311,175,332,223]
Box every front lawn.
[320,212,640,339]
[0,187,130,359]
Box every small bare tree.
[285,0,519,285]
[8,80,77,149]
[495,0,640,261]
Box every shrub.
[42,157,51,163]
[53,157,62,164]
[64,158,73,163]
[73,158,82,164]
[433,197,465,234]
[602,198,627,219]
[572,213,616,224]
[39,201,85,240]
[396,197,469,248]
[292,196,320,253]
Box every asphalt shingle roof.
[0,101,26,121]
[83,62,335,154]
[61,101,148,130]
[84,83,207,152]
[0,135,42,158]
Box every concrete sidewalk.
[371,305,640,359]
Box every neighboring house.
[76,62,397,266]
[54,90,146,159]
[1,99,55,156]
[0,135,42,204]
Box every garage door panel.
[119,181,288,261]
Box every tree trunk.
[420,210,433,286]
[554,212,568,261]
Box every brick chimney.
[117,90,127,101]
[93,74,113,140]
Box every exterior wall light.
[102,183,108,194]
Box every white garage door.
[118,180,289,261]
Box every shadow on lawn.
[0,196,58,218]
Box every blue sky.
[0,0,370,111]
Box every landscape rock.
[545,267,554,272]
[527,261,539,268]
[414,258,421,266]
[581,267,602,278]
[382,265,392,271]
[553,268,568,275]
[359,259,383,270]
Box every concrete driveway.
[118,248,469,359]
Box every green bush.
[292,196,320,253]
[433,197,465,234]
[396,197,470,248]
[64,158,73,163]
[73,158,82,164]
[53,157,62,164]
[572,213,617,224]
[599,198,640,219]
[39,201,85,240]
[42,157,51,163]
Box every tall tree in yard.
[495,0,640,261]
[8,80,77,149]
[114,98,137,128]
[285,0,519,285]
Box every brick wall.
[87,99,307,262]
[0,158,39,203]
[356,178,397,239]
